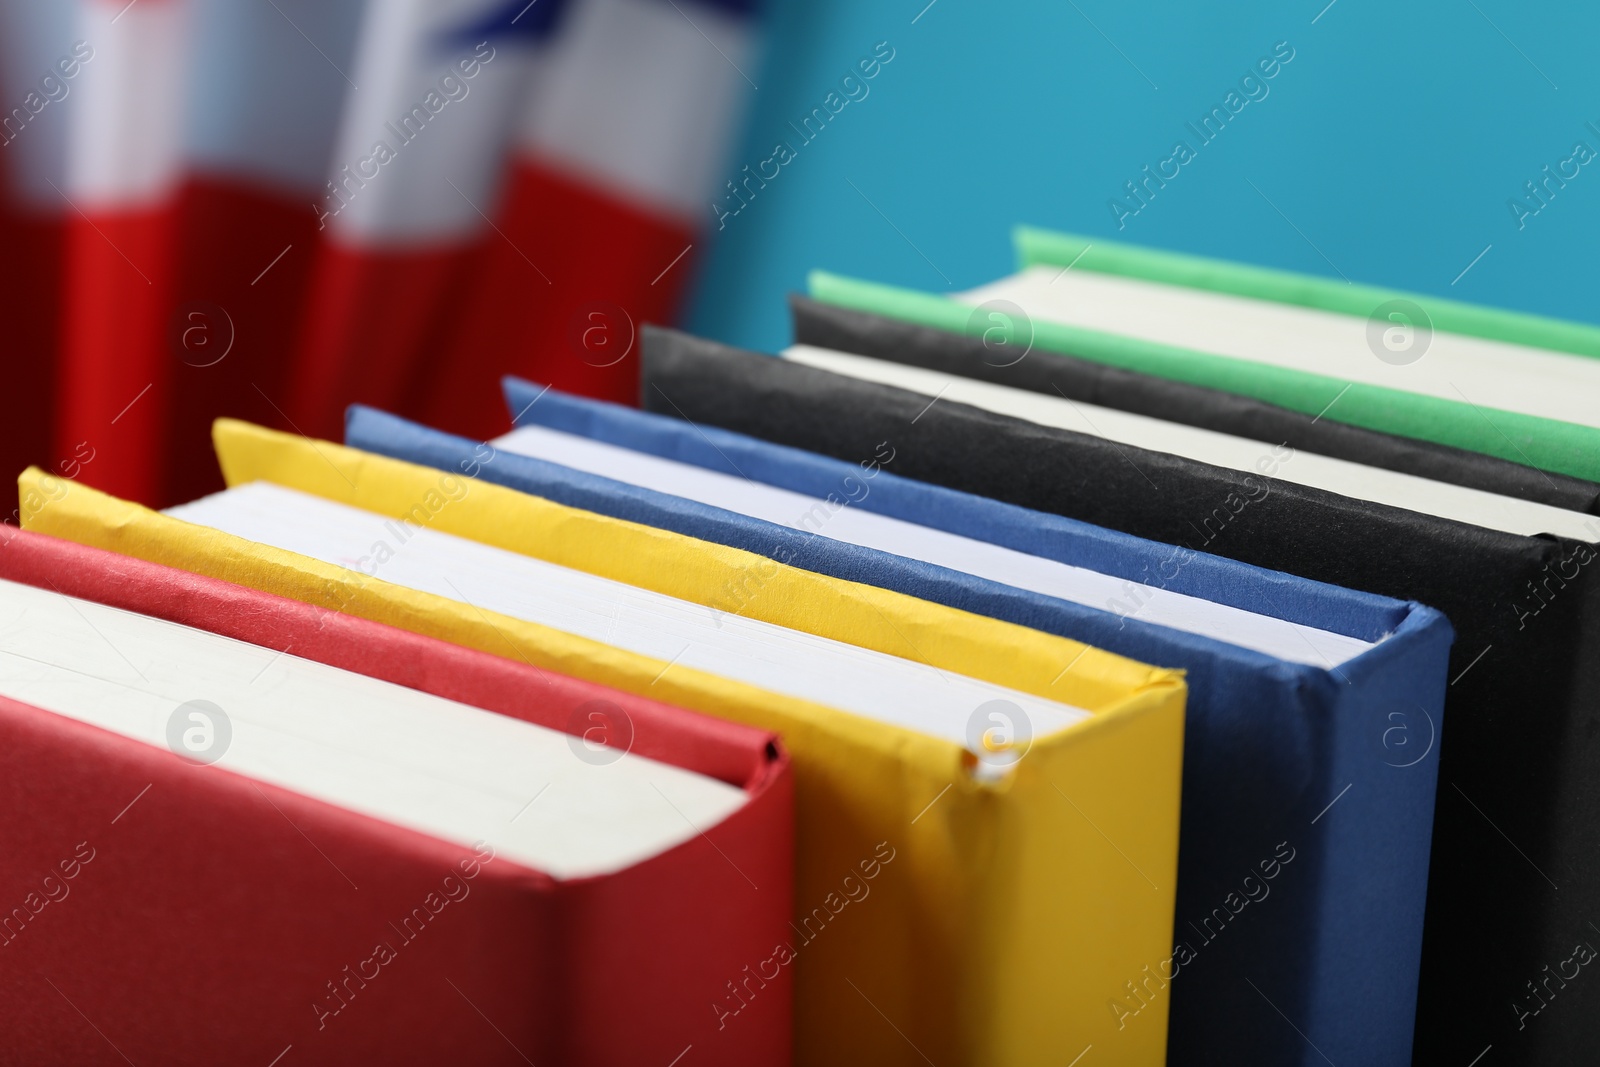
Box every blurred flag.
[0,0,760,506]
[412,0,759,436]
[0,1,74,507]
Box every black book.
[641,325,1600,1067]
[790,295,1600,515]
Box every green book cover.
[807,227,1600,481]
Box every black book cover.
[641,325,1600,1067]
[790,295,1600,515]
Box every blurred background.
[2,0,1596,510]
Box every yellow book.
[21,423,1185,1067]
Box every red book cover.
[0,528,793,1066]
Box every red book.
[0,529,792,1066]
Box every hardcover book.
[0,527,793,1066]
[637,326,1600,1067]
[789,294,1600,513]
[19,431,1188,1067]
[350,384,1453,1067]
[369,379,1456,1066]
[806,227,1600,481]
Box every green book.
[808,227,1600,481]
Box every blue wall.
[688,0,1600,352]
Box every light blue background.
[687,0,1600,351]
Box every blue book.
[345,387,1453,1067]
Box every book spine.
[970,682,1184,1066]
[1300,610,1451,1066]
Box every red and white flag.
[0,0,761,506]
[0,1,78,503]
[414,0,760,436]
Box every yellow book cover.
[21,425,1185,1067]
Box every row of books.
[5,227,1597,1066]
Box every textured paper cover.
[0,527,792,1065]
[808,250,1600,481]
[636,329,1600,1067]
[485,375,1452,1067]
[790,294,1600,513]
[20,437,1187,1067]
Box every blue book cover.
[345,387,1453,1067]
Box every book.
[790,294,1600,513]
[635,326,1600,1067]
[17,430,1189,1067]
[0,525,792,1066]
[778,342,1598,542]
[345,386,1453,1067]
[805,227,1600,481]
